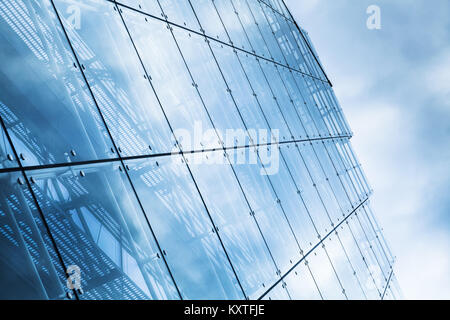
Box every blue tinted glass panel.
[186,150,278,299]
[232,146,301,275]
[231,0,271,58]
[267,147,319,252]
[344,215,382,299]
[281,143,332,238]
[122,9,221,152]
[240,54,292,141]
[259,61,307,139]
[214,0,252,51]
[159,0,200,31]
[306,247,346,300]
[190,0,229,42]
[285,261,322,300]
[210,42,273,143]
[246,0,285,64]
[126,155,243,299]
[29,163,179,300]
[324,233,366,299]
[0,124,18,169]
[54,0,175,157]
[0,171,66,299]
[173,27,251,148]
[261,281,290,300]
[118,0,162,17]
[0,0,114,166]
[278,67,320,138]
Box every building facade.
[0,0,400,300]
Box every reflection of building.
[0,0,400,300]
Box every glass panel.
[0,171,66,300]
[261,281,290,300]
[291,28,325,80]
[333,141,363,206]
[337,221,378,299]
[159,0,200,31]
[301,142,343,224]
[246,0,285,64]
[359,207,392,276]
[231,0,271,58]
[352,211,387,286]
[126,155,243,299]
[383,288,394,300]
[323,140,357,214]
[345,215,382,299]
[190,0,229,42]
[0,0,114,166]
[306,246,346,300]
[239,54,292,142]
[186,150,278,299]
[54,0,175,157]
[29,162,179,300]
[285,261,322,300]
[278,67,320,138]
[269,0,290,19]
[122,9,221,152]
[314,141,352,220]
[267,147,319,252]
[117,0,162,18]
[260,61,307,139]
[323,233,366,299]
[308,79,340,136]
[281,143,331,238]
[173,27,251,148]
[316,82,348,134]
[214,0,252,51]
[292,72,330,137]
[285,24,311,75]
[260,4,298,69]
[278,13,311,74]
[210,41,272,143]
[232,146,300,275]
[0,124,18,169]
[342,140,371,198]
[365,205,395,265]
[388,274,402,300]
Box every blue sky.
[286,0,450,299]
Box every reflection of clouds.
[308,247,343,299]
[287,0,450,298]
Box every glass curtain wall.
[0,0,397,300]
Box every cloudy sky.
[286,0,450,299]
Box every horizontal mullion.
[110,0,328,85]
[0,135,351,174]
[258,196,370,300]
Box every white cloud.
[396,228,450,299]
[286,0,450,299]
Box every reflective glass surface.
[126,155,243,299]
[0,0,397,300]
[0,124,18,169]
[54,0,175,157]
[29,163,179,300]
[0,0,114,166]
[0,171,66,299]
